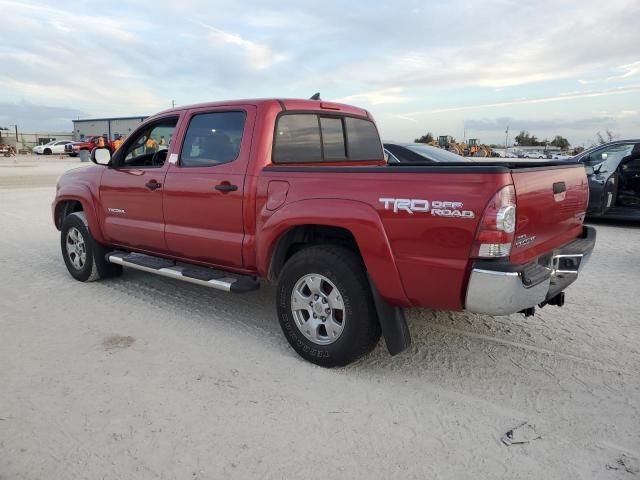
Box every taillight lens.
[472,185,516,258]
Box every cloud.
[0,0,639,145]
[396,85,640,118]
[0,101,87,131]
[333,88,412,106]
[464,116,614,132]
[196,21,288,70]
[608,61,640,81]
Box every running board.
[106,252,260,293]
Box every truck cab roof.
[153,98,369,119]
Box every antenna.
[309,92,321,100]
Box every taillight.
[471,185,516,258]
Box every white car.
[523,151,546,159]
[33,140,73,155]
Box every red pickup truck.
[65,136,112,156]
[52,98,595,366]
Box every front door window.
[120,119,178,168]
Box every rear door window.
[180,111,246,167]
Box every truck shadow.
[116,269,632,385]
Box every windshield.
[405,144,470,162]
[584,143,634,173]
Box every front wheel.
[276,245,381,367]
[60,212,122,282]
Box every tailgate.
[510,164,588,264]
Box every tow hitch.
[520,292,566,317]
[540,292,565,308]
[520,307,536,317]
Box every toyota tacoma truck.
[52,98,596,367]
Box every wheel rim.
[66,227,87,270]
[291,273,346,345]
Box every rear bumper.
[465,226,596,316]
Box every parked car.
[383,142,471,163]
[65,136,112,156]
[523,151,546,159]
[52,98,595,367]
[570,140,640,220]
[33,140,73,155]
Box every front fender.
[53,185,106,244]
[257,198,410,307]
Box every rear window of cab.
[273,113,383,163]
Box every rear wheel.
[60,212,122,282]
[276,245,381,367]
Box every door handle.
[145,180,162,190]
[215,182,238,193]
[553,181,566,194]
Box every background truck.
[65,136,112,156]
[52,98,595,367]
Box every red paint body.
[53,99,589,310]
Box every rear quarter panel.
[255,168,511,310]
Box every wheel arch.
[258,198,410,307]
[53,193,106,245]
[54,199,83,229]
[268,224,360,280]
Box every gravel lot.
[1,155,639,479]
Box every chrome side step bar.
[106,252,260,293]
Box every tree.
[414,132,434,144]
[550,135,570,150]
[515,130,542,146]
[515,130,569,147]
[596,128,618,145]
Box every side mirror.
[91,147,111,166]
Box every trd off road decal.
[379,198,475,218]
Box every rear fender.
[257,198,410,307]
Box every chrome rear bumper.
[465,226,596,316]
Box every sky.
[1,0,639,147]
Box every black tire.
[69,153,78,157]
[44,148,52,155]
[276,245,381,367]
[60,212,122,282]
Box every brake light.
[471,185,516,258]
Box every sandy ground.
[0,155,639,480]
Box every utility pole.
[171,99,176,108]
[505,126,509,155]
